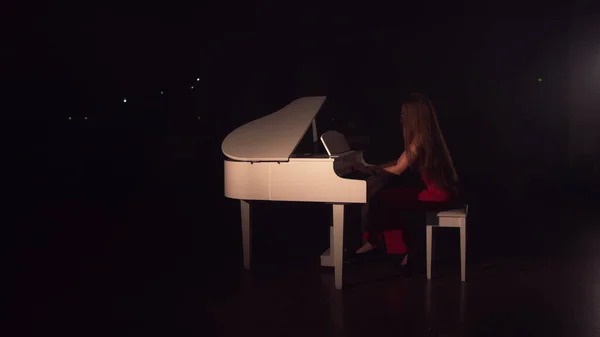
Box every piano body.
[222,96,368,289]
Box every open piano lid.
[222,96,326,161]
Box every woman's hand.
[352,163,381,176]
[368,166,385,176]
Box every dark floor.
[12,182,600,337]
[9,124,600,336]
[205,205,600,337]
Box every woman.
[355,93,459,267]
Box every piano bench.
[426,205,468,282]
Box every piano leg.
[240,200,252,270]
[332,204,344,289]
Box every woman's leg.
[361,170,399,229]
[383,230,407,254]
[369,185,456,255]
[358,186,422,253]
[380,200,456,264]
[356,229,406,255]
[355,171,401,253]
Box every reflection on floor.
[16,192,600,337]
[211,254,594,337]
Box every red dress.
[363,172,455,254]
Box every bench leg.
[460,222,466,282]
[426,225,433,280]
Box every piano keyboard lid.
[222,96,326,162]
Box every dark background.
[5,1,600,334]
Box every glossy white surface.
[221,96,326,162]
[222,97,367,289]
[223,158,367,203]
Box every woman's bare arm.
[382,140,420,176]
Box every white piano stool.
[426,205,468,282]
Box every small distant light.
[160,91,164,95]
[197,116,201,120]
[537,77,543,82]
[191,86,195,89]
[68,117,72,120]
[123,98,128,103]
[196,78,200,81]
[84,117,88,120]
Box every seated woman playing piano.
[355,93,460,270]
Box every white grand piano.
[222,96,369,289]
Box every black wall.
[7,2,599,322]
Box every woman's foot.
[393,254,425,276]
[345,242,380,265]
[355,242,376,254]
[400,253,408,266]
